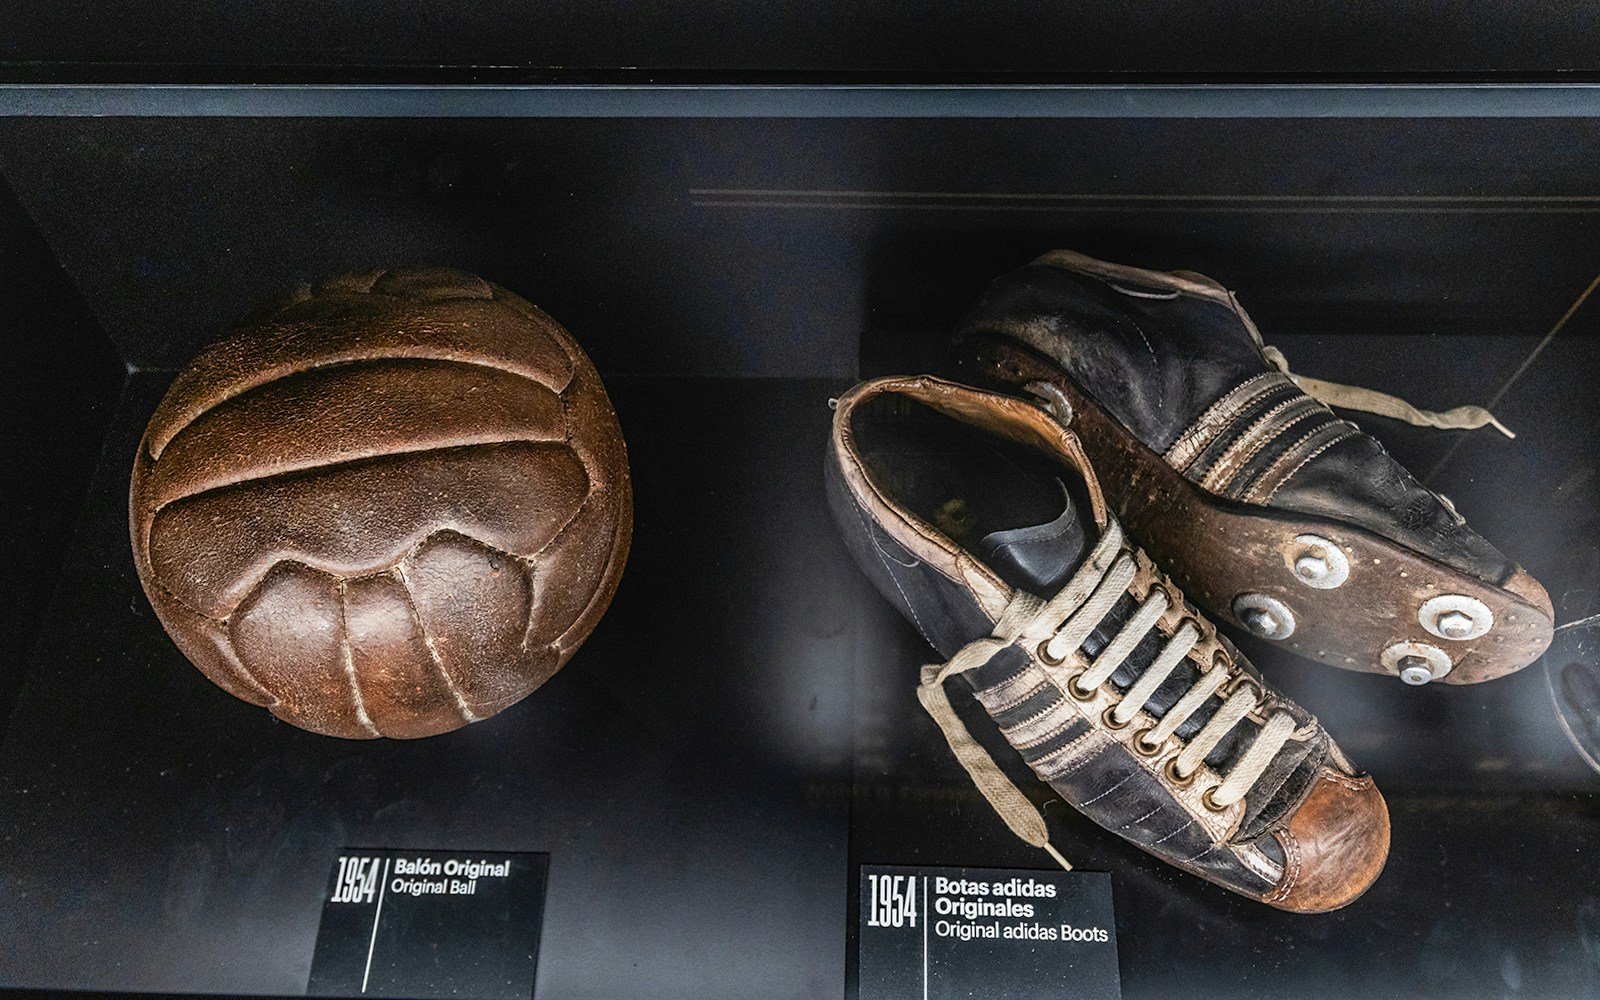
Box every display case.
[2,83,1598,999]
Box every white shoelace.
[1262,344,1515,438]
[917,519,1300,870]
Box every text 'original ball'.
[130,267,631,739]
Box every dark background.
[3,3,1600,80]
[1,113,1597,998]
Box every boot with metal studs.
[953,249,1554,686]
[826,374,1390,912]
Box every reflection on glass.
[1547,616,1600,775]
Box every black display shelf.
[1,95,1597,999]
[1,2,1600,81]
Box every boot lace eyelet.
[1068,673,1098,701]
[1037,638,1067,666]
[1222,672,1266,701]
[1222,671,1273,723]
[1132,727,1164,756]
[1201,786,1229,813]
[1101,705,1132,731]
[1164,758,1197,788]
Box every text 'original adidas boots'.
[826,375,1389,913]
[954,250,1554,685]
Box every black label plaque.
[857,865,1120,1000]
[308,848,548,1000]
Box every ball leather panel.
[142,359,567,511]
[527,486,624,654]
[545,353,635,652]
[148,441,590,620]
[344,572,472,740]
[264,268,494,318]
[144,293,576,461]
[369,266,495,301]
[130,267,632,738]
[155,597,277,707]
[406,532,547,716]
[228,562,367,739]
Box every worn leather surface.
[1268,769,1391,913]
[956,262,1262,451]
[129,266,632,739]
[827,375,1388,911]
[955,253,1525,588]
[823,448,993,659]
[976,499,1085,596]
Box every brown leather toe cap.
[1264,769,1391,914]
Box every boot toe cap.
[1264,768,1391,914]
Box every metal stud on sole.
[1419,594,1494,641]
[1285,533,1349,590]
[1382,641,1453,684]
[1232,593,1296,640]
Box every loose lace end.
[1042,842,1073,872]
[919,666,1077,872]
[918,673,1056,851]
[1263,344,1515,439]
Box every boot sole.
[969,338,1555,685]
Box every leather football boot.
[826,375,1390,913]
[953,249,1554,685]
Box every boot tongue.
[975,481,1088,596]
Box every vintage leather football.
[129,267,632,739]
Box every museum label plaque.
[858,864,1121,1000]
[308,848,548,1000]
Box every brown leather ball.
[129,267,631,739]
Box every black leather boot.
[826,375,1389,912]
[954,250,1553,685]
